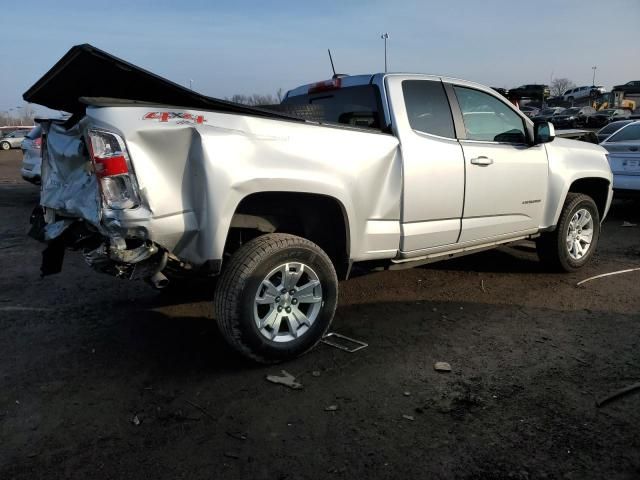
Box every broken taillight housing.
[87,129,140,209]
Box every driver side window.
[453,86,527,144]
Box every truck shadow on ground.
[426,244,545,274]
[97,288,631,376]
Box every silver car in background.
[600,121,640,193]
[20,126,42,184]
[1,129,31,150]
[596,120,635,143]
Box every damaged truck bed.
[26,44,400,285]
[25,44,612,362]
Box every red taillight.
[33,137,42,149]
[308,77,342,94]
[87,129,140,209]
[93,155,128,178]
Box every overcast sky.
[1,0,638,114]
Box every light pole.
[189,79,193,90]
[381,33,389,73]
[592,66,597,86]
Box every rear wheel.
[537,193,600,272]
[0,142,10,151]
[214,233,338,363]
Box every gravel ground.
[1,149,639,479]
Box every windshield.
[281,85,382,130]
[563,108,580,115]
[540,109,559,115]
[599,109,616,116]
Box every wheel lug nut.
[289,289,295,295]
[275,296,281,303]
[277,306,283,312]
[292,298,298,305]
[285,307,291,313]
[281,289,287,294]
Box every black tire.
[537,193,600,272]
[0,141,10,151]
[214,233,338,363]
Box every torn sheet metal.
[23,43,302,121]
[40,120,100,239]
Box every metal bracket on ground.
[321,332,368,353]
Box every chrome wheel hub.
[254,262,323,343]
[566,208,594,260]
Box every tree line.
[0,105,36,127]
[226,88,284,106]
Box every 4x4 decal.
[143,112,206,125]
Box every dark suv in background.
[587,109,631,128]
[509,84,550,100]
[551,106,596,128]
[612,81,640,94]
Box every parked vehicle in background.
[0,125,35,138]
[491,87,509,98]
[596,120,635,143]
[533,107,566,122]
[551,106,596,129]
[20,126,42,184]
[0,129,31,150]
[562,86,606,102]
[612,81,640,95]
[600,121,640,194]
[519,105,540,118]
[509,84,550,100]
[587,109,631,128]
[24,44,614,362]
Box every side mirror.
[533,121,555,145]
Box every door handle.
[470,156,494,166]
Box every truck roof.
[285,73,497,99]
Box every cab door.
[385,76,465,255]
[448,83,548,243]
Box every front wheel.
[0,142,10,151]
[537,193,600,272]
[214,233,338,363]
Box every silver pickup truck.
[25,45,613,362]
